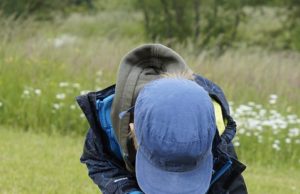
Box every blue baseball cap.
[134,78,216,194]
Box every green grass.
[244,164,300,194]
[0,127,99,194]
[1,127,299,194]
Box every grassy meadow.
[1,127,299,194]
[0,7,299,194]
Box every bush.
[135,0,246,52]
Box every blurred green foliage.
[135,0,245,52]
[0,0,300,51]
[0,0,94,19]
[134,0,300,52]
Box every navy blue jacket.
[77,75,248,194]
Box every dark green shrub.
[135,0,246,52]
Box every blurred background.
[0,0,299,193]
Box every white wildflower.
[53,34,76,48]
[238,128,245,135]
[247,118,260,129]
[272,143,280,151]
[0,101,3,107]
[257,126,263,131]
[287,114,298,124]
[288,128,300,137]
[72,83,80,89]
[285,138,291,144]
[21,89,30,98]
[287,114,297,120]
[235,105,253,115]
[53,103,61,110]
[70,105,76,110]
[274,139,280,144]
[96,70,103,77]
[255,104,262,109]
[80,90,90,95]
[59,82,69,87]
[269,99,276,104]
[270,94,278,100]
[270,109,280,116]
[233,141,240,147]
[80,113,85,118]
[21,88,32,98]
[34,89,41,96]
[23,90,30,95]
[248,101,255,106]
[259,109,267,116]
[56,93,66,100]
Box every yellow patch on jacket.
[212,100,225,134]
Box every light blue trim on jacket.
[96,94,123,160]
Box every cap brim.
[136,150,213,194]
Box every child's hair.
[128,123,138,149]
[161,70,195,80]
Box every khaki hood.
[111,44,191,159]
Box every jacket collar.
[76,85,116,149]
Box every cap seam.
[144,128,214,144]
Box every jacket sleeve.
[226,142,248,194]
[212,85,248,194]
[212,86,248,194]
[80,128,141,194]
[194,75,248,194]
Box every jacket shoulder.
[194,74,230,116]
